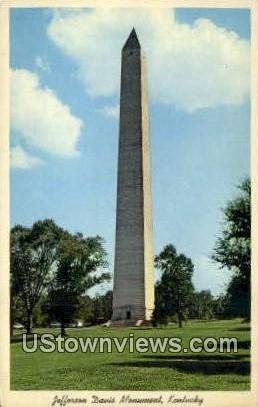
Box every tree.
[70,291,113,326]
[212,179,251,318]
[211,295,226,319]
[33,296,52,328]
[47,233,110,336]
[76,295,95,325]
[222,274,250,318]
[10,225,29,335]
[10,286,24,336]
[92,291,113,324]
[10,219,63,334]
[154,244,194,327]
[188,290,214,320]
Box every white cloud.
[98,104,119,119]
[47,9,249,112]
[11,69,83,157]
[10,146,44,170]
[35,56,51,72]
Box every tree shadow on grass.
[140,354,247,361]
[229,327,250,332]
[126,328,159,332]
[108,353,250,375]
[11,333,64,344]
[237,340,251,349]
[11,335,31,344]
[210,339,250,350]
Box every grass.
[11,318,250,391]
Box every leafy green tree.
[47,233,110,336]
[76,295,95,325]
[33,296,51,328]
[211,295,226,319]
[92,291,113,324]
[222,274,250,318]
[75,291,113,326]
[10,290,24,336]
[10,225,30,335]
[212,179,251,318]
[188,290,214,320]
[10,219,62,334]
[154,244,194,327]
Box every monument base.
[112,305,153,323]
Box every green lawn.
[11,319,250,391]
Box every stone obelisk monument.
[112,29,154,325]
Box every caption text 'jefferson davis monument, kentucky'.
[112,29,155,326]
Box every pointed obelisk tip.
[123,28,141,50]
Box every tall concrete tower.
[112,29,154,324]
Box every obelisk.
[112,29,154,324]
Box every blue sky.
[10,8,250,296]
